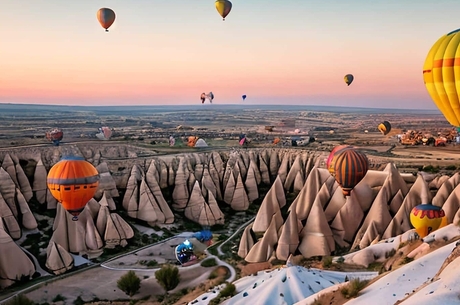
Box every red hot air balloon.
[97,8,116,32]
[327,145,353,176]
[333,148,369,197]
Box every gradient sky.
[1,0,460,108]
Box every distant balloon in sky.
[344,74,354,86]
[200,92,214,104]
[423,28,460,127]
[97,8,116,32]
[215,0,232,21]
[242,95,247,101]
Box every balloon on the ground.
[333,148,369,196]
[378,121,392,135]
[97,8,116,32]
[423,28,460,127]
[96,127,112,140]
[344,74,354,86]
[47,156,100,221]
[410,204,446,238]
[175,239,197,265]
[215,0,232,21]
[46,128,63,146]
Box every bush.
[155,264,180,291]
[340,278,368,299]
[322,256,333,268]
[201,258,218,267]
[117,270,141,297]
[5,294,34,305]
[209,283,236,305]
[52,295,66,302]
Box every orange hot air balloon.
[97,8,116,32]
[410,204,446,238]
[326,145,353,175]
[47,156,100,221]
[333,148,369,197]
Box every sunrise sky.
[1,0,460,108]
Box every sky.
[1,0,460,109]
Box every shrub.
[5,294,34,305]
[201,258,218,267]
[322,256,333,268]
[52,295,66,302]
[209,283,236,305]
[155,264,180,291]
[117,270,141,297]
[340,278,368,299]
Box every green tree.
[155,264,180,291]
[117,270,141,297]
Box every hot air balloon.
[344,74,354,86]
[200,93,206,104]
[215,0,232,21]
[423,28,460,127]
[333,148,369,196]
[47,156,100,221]
[96,126,112,140]
[242,95,247,101]
[46,128,64,146]
[326,145,353,175]
[208,92,214,103]
[410,204,446,238]
[377,121,392,135]
[97,8,116,32]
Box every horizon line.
[0,102,440,112]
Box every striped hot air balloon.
[326,145,353,176]
[47,156,100,221]
[333,148,369,197]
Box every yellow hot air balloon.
[423,28,460,127]
[344,74,354,86]
[215,0,232,21]
[410,204,446,238]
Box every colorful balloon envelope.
[200,93,206,104]
[47,156,100,221]
[344,74,354,86]
[97,8,116,32]
[215,0,232,21]
[377,121,392,135]
[423,28,460,127]
[410,204,446,238]
[333,148,369,196]
[45,129,63,146]
[326,145,353,176]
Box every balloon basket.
[72,216,79,221]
